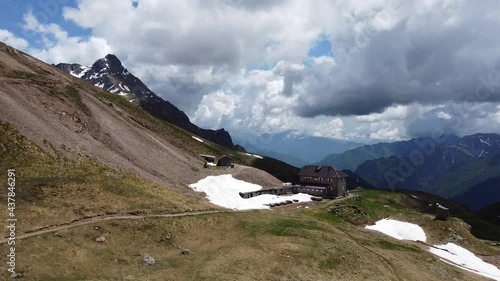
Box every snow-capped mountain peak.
[54,55,240,150]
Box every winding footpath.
[0,210,224,244]
[1,195,353,244]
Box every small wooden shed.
[217,155,233,167]
[435,203,450,220]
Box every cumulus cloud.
[312,118,344,139]
[7,0,500,141]
[405,103,500,137]
[0,29,29,50]
[294,1,500,117]
[22,10,113,65]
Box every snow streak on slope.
[246,153,263,159]
[430,243,500,281]
[366,219,500,280]
[189,174,311,210]
[192,136,204,142]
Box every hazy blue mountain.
[353,133,500,210]
[234,130,364,167]
[318,135,460,170]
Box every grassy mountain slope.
[422,153,500,199]
[452,175,500,212]
[478,202,500,225]
[9,188,500,281]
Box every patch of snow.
[69,66,90,78]
[109,87,119,93]
[479,138,491,146]
[245,153,264,159]
[479,150,485,157]
[118,92,127,96]
[430,243,500,281]
[189,174,312,210]
[365,219,427,242]
[192,136,204,142]
[118,83,125,91]
[94,82,105,89]
[206,162,216,167]
[123,84,130,91]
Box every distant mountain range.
[234,131,363,167]
[321,133,500,211]
[318,135,460,170]
[55,55,242,150]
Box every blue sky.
[0,0,90,49]
[308,35,333,58]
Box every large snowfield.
[367,219,500,280]
[189,174,311,210]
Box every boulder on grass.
[142,256,155,265]
[95,236,107,243]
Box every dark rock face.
[53,62,83,73]
[55,55,240,150]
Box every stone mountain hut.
[296,165,348,198]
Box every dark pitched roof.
[200,154,215,158]
[298,165,348,179]
[219,155,232,159]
